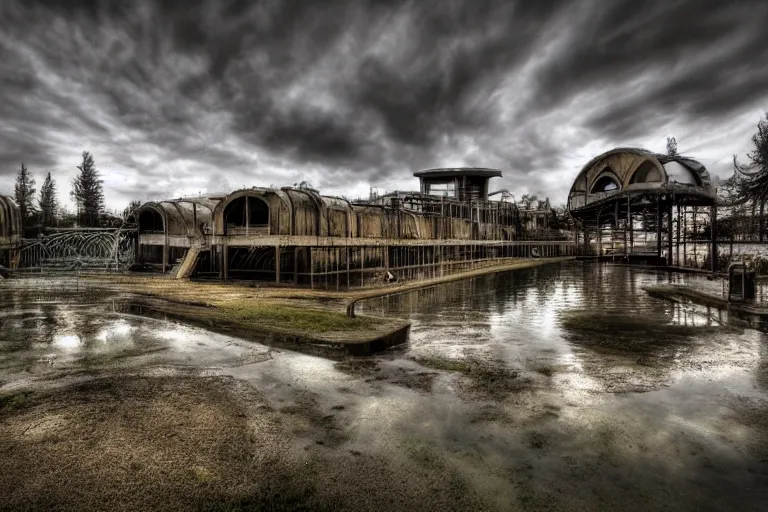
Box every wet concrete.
[1,264,767,511]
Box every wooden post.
[346,246,350,288]
[310,248,314,289]
[275,246,280,283]
[245,196,249,237]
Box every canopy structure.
[126,198,219,271]
[568,147,716,222]
[567,148,719,270]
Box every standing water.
[0,263,767,511]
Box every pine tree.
[71,151,104,227]
[14,163,36,228]
[734,113,768,202]
[38,172,58,228]
[123,199,142,219]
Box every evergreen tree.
[734,113,768,203]
[14,162,36,228]
[71,151,104,227]
[38,172,58,228]
[734,113,768,240]
[123,199,142,219]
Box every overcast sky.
[1,0,767,212]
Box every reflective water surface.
[1,263,767,511]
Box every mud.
[1,263,768,511]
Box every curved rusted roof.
[568,147,716,216]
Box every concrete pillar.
[222,239,228,281]
[275,246,281,283]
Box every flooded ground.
[1,262,767,511]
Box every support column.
[275,246,281,283]
[293,247,299,285]
[711,205,718,272]
[676,205,681,266]
[667,201,674,266]
[163,236,169,273]
[245,196,249,237]
[361,246,365,287]
[683,207,687,267]
[627,194,633,255]
[656,197,663,258]
[222,238,228,281]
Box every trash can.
[728,263,756,302]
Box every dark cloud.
[0,0,766,209]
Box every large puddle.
[1,263,767,511]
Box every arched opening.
[664,161,700,185]
[629,160,662,184]
[138,208,164,234]
[224,196,270,235]
[133,207,167,271]
[591,174,620,194]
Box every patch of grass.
[413,356,472,373]
[217,300,375,334]
[0,392,31,412]
[194,466,214,485]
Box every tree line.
[12,151,134,235]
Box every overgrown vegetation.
[218,300,374,333]
[0,391,31,412]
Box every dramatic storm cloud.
[0,0,766,211]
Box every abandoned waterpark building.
[0,195,22,269]
[567,147,719,269]
[127,168,574,287]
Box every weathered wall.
[208,187,521,242]
[0,195,22,247]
